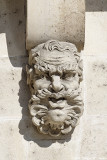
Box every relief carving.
[26,40,83,137]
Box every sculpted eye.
[34,74,44,80]
[62,74,69,79]
[41,75,45,79]
[45,74,50,80]
[62,73,76,80]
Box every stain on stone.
[26,125,29,128]
[11,89,14,93]
[3,20,6,24]
[2,13,7,16]
[8,41,12,46]
[18,20,23,26]
[100,64,105,70]
[93,63,107,72]
[13,9,19,14]
[10,128,13,132]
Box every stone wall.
[26,0,85,51]
[0,0,107,160]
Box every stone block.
[18,117,85,160]
[84,57,107,115]
[85,12,107,55]
[27,122,82,160]
[26,0,85,51]
[0,120,27,160]
[28,141,76,160]
[0,0,26,56]
[0,57,30,118]
[80,116,107,159]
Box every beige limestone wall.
[81,1,107,159]
[26,0,85,51]
[0,0,107,160]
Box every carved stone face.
[27,40,83,137]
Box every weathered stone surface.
[0,57,30,118]
[26,0,85,50]
[0,33,8,57]
[27,40,83,137]
[27,123,82,160]
[84,57,107,115]
[28,141,76,160]
[0,0,26,56]
[85,12,107,55]
[0,120,27,160]
[80,116,107,159]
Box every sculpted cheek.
[34,79,51,90]
[62,80,79,90]
[61,82,68,89]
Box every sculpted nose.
[51,75,63,92]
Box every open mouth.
[48,97,67,109]
[49,97,66,103]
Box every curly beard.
[29,88,83,137]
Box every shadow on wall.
[0,0,26,67]
[85,0,107,12]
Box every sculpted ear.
[29,49,40,65]
[78,59,83,82]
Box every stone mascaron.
[26,40,83,137]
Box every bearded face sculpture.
[26,40,83,137]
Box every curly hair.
[27,40,83,92]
